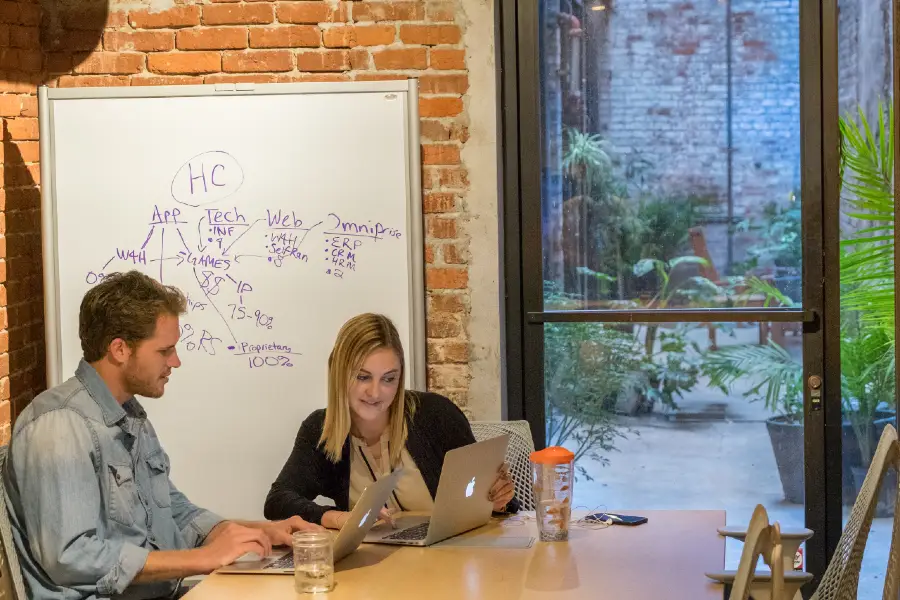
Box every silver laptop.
[218,469,402,574]
[363,434,510,547]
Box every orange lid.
[530,446,575,465]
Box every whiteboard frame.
[39,80,426,391]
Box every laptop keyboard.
[265,554,294,570]
[383,522,430,541]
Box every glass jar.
[292,531,334,593]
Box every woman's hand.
[375,507,397,528]
[488,463,515,512]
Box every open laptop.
[217,469,402,574]
[363,434,510,547]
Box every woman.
[264,313,517,529]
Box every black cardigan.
[264,392,518,524]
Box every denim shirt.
[3,360,224,600]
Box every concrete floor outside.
[561,325,891,599]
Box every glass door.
[499,0,843,590]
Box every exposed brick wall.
[0,0,45,443]
[586,0,800,272]
[0,0,480,435]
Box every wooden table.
[185,510,725,599]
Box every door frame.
[497,0,843,591]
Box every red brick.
[56,75,132,88]
[420,119,468,143]
[21,97,36,119]
[203,4,273,25]
[177,28,248,50]
[73,52,144,75]
[0,3,16,24]
[277,2,346,24]
[427,340,468,363]
[6,118,37,140]
[426,311,463,337]
[323,24,395,48]
[45,51,73,72]
[0,377,8,401]
[14,141,38,162]
[373,48,426,70]
[104,31,175,52]
[0,331,7,355]
[62,9,127,30]
[46,30,100,52]
[148,52,222,74]
[349,48,370,69]
[0,95,20,117]
[422,144,460,165]
[424,166,468,189]
[296,50,349,72]
[131,76,205,86]
[16,3,37,25]
[0,25,9,48]
[429,48,464,70]
[423,192,456,213]
[427,364,469,389]
[9,25,38,48]
[419,96,463,117]
[0,401,9,425]
[428,293,466,313]
[426,216,456,238]
[352,2,423,22]
[249,25,320,48]
[0,49,40,71]
[419,73,468,95]
[442,242,465,264]
[424,244,434,264]
[399,24,460,45]
[223,50,292,72]
[129,6,201,29]
[425,1,455,21]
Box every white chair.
[0,446,28,600]
[470,420,536,511]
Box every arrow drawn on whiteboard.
[197,216,208,252]
[141,227,155,250]
[191,266,237,344]
[299,221,323,245]
[222,218,263,257]
[176,228,191,253]
[102,256,115,270]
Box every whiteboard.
[40,81,425,519]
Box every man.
[3,270,320,599]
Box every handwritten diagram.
[83,151,405,369]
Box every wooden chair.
[707,504,811,600]
[688,227,778,349]
[710,424,900,600]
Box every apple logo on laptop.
[465,477,475,498]
[360,509,371,528]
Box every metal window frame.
[498,0,843,592]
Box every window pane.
[540,0,801,311]
[837,0,895,595]
[543,320,804,568]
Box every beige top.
[349,431,434,512]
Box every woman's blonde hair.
[319,313,416,467]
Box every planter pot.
[850,465,897,518]
[766,415,804,504]
[842,411,896,506]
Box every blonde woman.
[264,313,517,529]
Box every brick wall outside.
[0,0,480,439]
[590,0,800,217]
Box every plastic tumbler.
[292,531,334,593]
[530,446,575,542]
